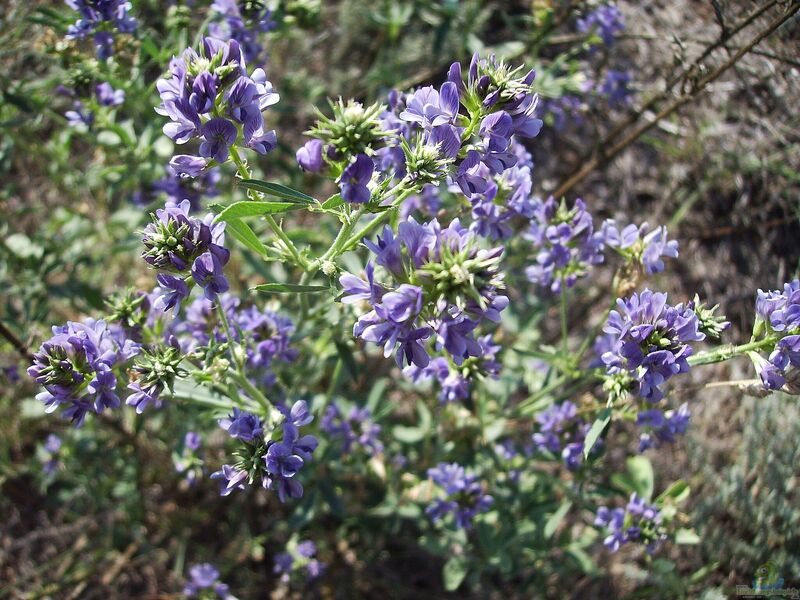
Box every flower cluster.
[211,401,318,503]
[577,3,625,47]
[636,403,690,452]
[525,197,605,293]
[41,434,62,475]
[64,0,137,60]
[531,401,598,469]
[601,290,705,401]
[28,319,139,425]
[594,493,665,552]
[126,336,186,414]
[300,52,543,207]
[403,334,501,403]
[209,0,276,65]
[466,140,536,239]
[151,163,220,212]
[320,402,383,456]
[755,280,800,390]
[177,295,297,385]
[156,37,279,177]
[426,462,493,529]
[173,431,204,485]
[602,220,679,274]
[183,563,232,599]
[64,81,125,128]
[141,200,230,306]
[340,217,507,369]
[273,540,326,583]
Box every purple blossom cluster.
[211,401,318,503]
[64,0,137,60]
[755,280,800,390]
[466,140,536,239]
[64,81,125,128]
[601,290,705,401]
[209,0,276,65]
[524,197,605,293]
[320,402,383,456]
[173,431,204,485]
[594,493,664,552]
[156,37,279,177]
[340,217,507,369]
[426,462,493,530]
[577,3,625,47]
[273,539,326,583]
[183,563,232,599]
[177,295,297,385]
[28,319,139,426]
[141,200,230,307]
[531,401,598,469]
[636,403,690,452]
[299,53,543,206]
[602,220,679,274]
[403,334,501,403]
[41,434,62,475]
[151,164,220,212]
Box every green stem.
[215,301,272,412]
[688,337,777,366]
[559,283,569,356]
[228,147,308,269]
[338,187,417,254]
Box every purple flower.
[210,464,249,496]
[218,407,263,441]
[185,431,201,451]
[199,118,237,163]
[399,83,459,130]
[602,220,678,273]
[209,0,275,65]
[169,155,209,179]
[27,319,139,425]
[65,0,137,60]
[525,197,605,293]
[191,252,230,300]
[339,154,374,203]
[154,274,189,313]
[184,562,231,598]
[95,82,124,106]
[297,139,324,172]
[320,403,384,456]
[65,101,93,127]
[602,290,705,401]
[577,3,625,46]
[426,462,493,529]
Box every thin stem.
[215,301,272,412]
[688,337,777,367]
[228,147,308,269]
[559,284,569,356]
[0,320,33,362]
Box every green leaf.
[218,200,304,221]
[392,425,424,444]
[675,528,701,545]
[253,283,330,294]
[583,408,612,458]
[544,500,573,539]
[224,218,269,257]
[657,479,690,504]
[5,233,44,260]
[321,194,345,210]
[626,455,654,500]
[442,555,468,591]
[238,179,316,204]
